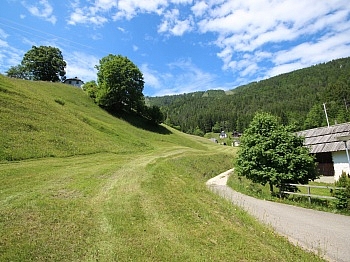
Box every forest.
[148,57,350,135]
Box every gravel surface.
[207,169,350,262]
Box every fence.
[281,183,344,204]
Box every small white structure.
[219,131,227,139]
[297,122,350,181]
[63,77,84,88]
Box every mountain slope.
[149,57,350,133]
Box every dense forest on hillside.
[148,57,350,134]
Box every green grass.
[227,172,349,215]
[0,76,325,261]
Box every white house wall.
[332,151,350,180]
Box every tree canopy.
[235,112,318,192]
[20,46,66,82]
[95,54,145,113]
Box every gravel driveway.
[207,169,350,262]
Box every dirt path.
[207,170,350,262]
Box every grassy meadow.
[0,75,325,261]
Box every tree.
[95,54,144,113]
[303,104,325,129]
[143,105,164,124]
[82,80,98,100]
[6,65,30,79]
[235,112,318,194]
[21,46,66,82]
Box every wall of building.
[332,151,350,180]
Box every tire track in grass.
[91,147,197,260]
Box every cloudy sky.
[1,0,350,96]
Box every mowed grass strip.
[0,151,324,261]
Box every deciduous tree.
[21,45,66,82]
[235,112,318,193]
[95,54,144,113]
[5,65,30,79]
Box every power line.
[0,17,109,55]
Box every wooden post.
[308,186,311,204]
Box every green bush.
[335,171,350,210]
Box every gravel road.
[207,169,350,262]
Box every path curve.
[207,169,350,262]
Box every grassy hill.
[0,75,324,261]
[0,75,208,161]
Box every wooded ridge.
[148,57,350,134]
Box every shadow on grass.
[112,110,172,135]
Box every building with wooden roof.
[297,122,350,181]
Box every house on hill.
[297,122,350,181]
[63,77,84,88]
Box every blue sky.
[1,0,350,96]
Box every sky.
[0,0,350,97]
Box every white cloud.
[141,64,162,89]
[114,0,167,20]
[191,1,208,17]
[22,0,57,24]
[63,51,99,82]
[142,58,221,96]
[68,7,108,26]
[0,29,24,73]
[133,45,139,51]
[158,8,193,36]
[192,0,350,82]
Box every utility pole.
[323,103,330,127]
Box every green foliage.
[82,80,98,100]
[95,54,144,113]
[235,112,318,192]
[21,45,66,82]
[193,126,205,137]
[148,57,350,134]
[228,172,349,214]
[335,171,350,210]
[5,65,30,79]
[142,105,164,124]
[54,98,65,106]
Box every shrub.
[334,171,350,210]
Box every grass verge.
[227,171,350,215]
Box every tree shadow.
[112,110,172,135]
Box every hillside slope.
[0,75,325,261]
[0,75,207,161]
[149,57,350,133]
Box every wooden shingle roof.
[297,122,350,153]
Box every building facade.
[63,77,84,88]
[297,122,350,181]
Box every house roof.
[64,77,83,83]
[297,122,350,153]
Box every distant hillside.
[0,75,206,161]
[148,57,350,134]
